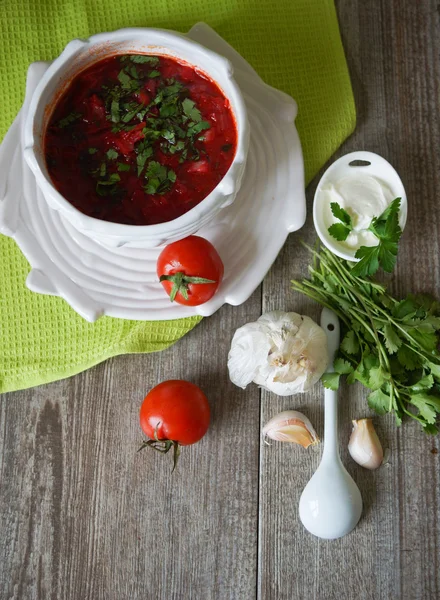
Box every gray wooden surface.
[1,1,439,599]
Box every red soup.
[44,54,238,225]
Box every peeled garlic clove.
[348,418,383,470]
[263,410,319,448]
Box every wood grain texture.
[0,298,261,600]
[258,1,440,599]
[1,1,440,599]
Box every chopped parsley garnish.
[144,161,176,195]
[57,112,81,128]
[136,144,153,176]
[96,172,121,196]
[122,101,144,123]
[88,147,98,154]
[122,55,160,66]
[106,148,118,160]
[110,99,120,123]
[117,69,139,92]
[84,56,213,197]
[182,98,203,123]
[187,120,210,137]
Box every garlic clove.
[348,418,383,470]
[263,410,320,448]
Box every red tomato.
[157,236,224,306]
[140,380,210,446]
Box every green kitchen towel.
[0,0,355,394]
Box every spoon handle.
[322,388,340,462]
[320,308,341,463]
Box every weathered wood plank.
[258,1,440,599]
[0,298,261,600]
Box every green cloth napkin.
[0,0,355,394]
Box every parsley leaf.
[110,99,120,123]
[351,198,402,277]
[328,202,353,241]
[182,98,202,123]
[117,70,132,89]
[368,365,388,390]
[144,161,176,195]
[126,55,160,66]
[429,362,440,380]
[367,389,391,415]
[405,322,438,352]
[88,147,98,155]
[328,223,353,242]
[351,245,381,277]
[410,393,440,424]
[117,162,130,172]
[321,372,340,390]
[187,120,210,138]
[397,345,421,370]
[334,357,354,374]
[383,323,402,354]
[57,112,81,128]
[136,145,153,176]
[340,330,359,354]
[410,373,434,393]
[122,102,144,123]
[117,70,140,92]
[330,202,352,226]
[106,148,118,160]
[96,173,121,196]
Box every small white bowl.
[313,151,408,261]
[23,28,250,248]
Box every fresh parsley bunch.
[292,245,440,433]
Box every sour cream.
[320,174,395,250]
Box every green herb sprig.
[291,244,440,433]
[328,198,403,277]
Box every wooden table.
[1,2,439,598]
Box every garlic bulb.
[348,418,383,470]
[228,311,329,395]
[263,410,319,448]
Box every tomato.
[157,236,224,306]
[139,380,210,469]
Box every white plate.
[0,23,306,322]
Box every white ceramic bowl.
[23,28,250,248]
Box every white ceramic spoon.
[299,308,362,539]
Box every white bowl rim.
[313,150,408,262]
[23,27,249,239]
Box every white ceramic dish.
[313,150,408,261]
[23,27,249,249]
[0,23,306,322]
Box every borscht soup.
[44,54,238,225]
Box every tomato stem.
[138,438,181,471]
[160,272,216,302]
